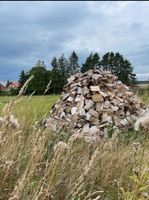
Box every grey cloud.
[0,1,149,81]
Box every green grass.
[138,88,149,105]
[140,92,149,105]
[0,96,13,113]
[0,95,59,124]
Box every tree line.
[18,51,137,95]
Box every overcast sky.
[0,1,149,81]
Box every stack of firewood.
[46,69,147,139]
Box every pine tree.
[18,70,28,88]
[92,52,100,69]
[51,57,61,93]
[101,52,110,71]
[122,59,137,85]
[81,52,100,73]
[81,53,92,73]
[69,51,80,75]
[58,54,69,88]
[51,55,69,93]
[101,52,137,85]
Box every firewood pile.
[45,69,147,140]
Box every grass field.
[0,93,149,200]
[0,95,59,126]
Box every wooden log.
[86,112,91,121]
[102,112,112,123]
[70,91,76,97]
[86,93,91,98]
[71,107,77,115]
[67,75,75,83]
[82,123,90,133]
[90,86,100,92]
[89,126,99,135]
[75,95,81,102]
[82,86,89,96]
[60,111,65,119]
[88,109,98,118]
[77,86,82,94]
[102,100,110,109]
[110,104,119,111]
[120,118,129,126]
[64,106,71,114]
[92,73,102,80]
[84,99,94,110]
[79,108,86,118]
[89,116,99,125]
[95,102,102,112]
[67,96,74,102]
[99,90,108,97]
[62,93,69,101]
[70,82,81,88]
[92,93,103,102]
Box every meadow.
[0,92,149,200]
[0,95,59,125]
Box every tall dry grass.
[1,125,149,200]
[0,81,149,200]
